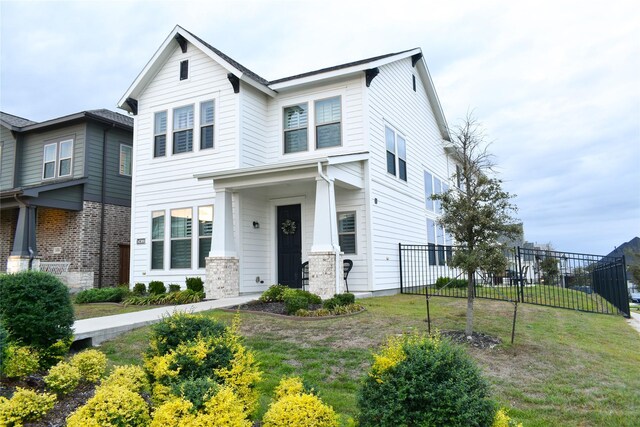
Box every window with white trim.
[424,171,448,213]
[283,103,308,153]
[43,143,57,179]
[200,100,214,150]
[173,105,194,154]
[385,126,407,181]
[315,96,341,148]
[198,205,213,269]
[337,211,357,254]
[119,144,132,176]
[151,211,164,270]
[170,208,192,268]
[154,111,167,157]
[42,139,73,179]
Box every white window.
[198,206,213,268]
[170,208,192,268]
[424,171,448,213]
[315,96,341,148]
[151,211,164,270]
[173,105,194,154]
[337,211,357,254]
[385,126,407,181]
[119,144,132,176]
[42,139,73,179]
[200,101,214,150]
[283,103,308,153]
[154,111,167,157]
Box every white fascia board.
[194,158,328,181]
[238,74,278,97]
[415,59,451,142]
[326,151,370,165]
[268,49,422,91]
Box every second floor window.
[120,144,132,176]
[315,96,341,148]
[200,100,214,150]
[424,171,448,214]
[283,103,308,153]
[43,139,73,179]
[154,111,167,157]
[385,126,407,181]
[173,105,194,154]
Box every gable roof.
[0,112,38,130]
[1,109,132,133]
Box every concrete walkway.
[628,311,640,335]
[73,293,260,345]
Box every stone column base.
[308,251,342,299]
[205,256,240,299]
[7,256,40,273]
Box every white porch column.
[309,175,342,298]
[205,188,239,299]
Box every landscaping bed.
[227,300,366,319]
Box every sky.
[1,0,639,255]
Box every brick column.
[308,251,340,299]
[205,256,239,299]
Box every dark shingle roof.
[0,112,38,128]
[86,109,133,128]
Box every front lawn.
[100,295,640,426]
[73,302,166,320]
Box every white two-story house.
[118,25,458,299]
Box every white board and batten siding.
[367,58,455,292]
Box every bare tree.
[433,113,520,337]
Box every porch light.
[253,221,260,229]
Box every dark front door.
[277,204,302,288]
[119,244,130,285]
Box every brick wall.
[0,208,18,269]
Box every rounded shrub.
[185,276,204,293]
[102,364,150,394]
[263,377,338,427]
[44,361,81,395]
[282,289,322,314]
[147,312,227,356]
[0,271,74,350]
[66,384,150,427]
[148,280,166,295]
[132,282,146,295]
[171,376,219,410]
[75,286,130,303]
[70,349,107,383]
[0,387,56,426]
[357,333,496,427]
[2,344,40,378]
[259,284,289,302]
[150,397,193,427]
[168,284,181,293]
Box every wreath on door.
[281,219,297,235]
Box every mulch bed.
[225,300,365,319]
[440,330,502,349]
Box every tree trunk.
[465,270,474,337]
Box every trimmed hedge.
[149,281,166,295]
[283,289,322,315]
[435,276,468,289]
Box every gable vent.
[180,60,189,80]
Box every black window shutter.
[180,60,189,80]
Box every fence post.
[398,243,403,294]
[516,246,524,303]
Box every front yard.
[99,294,640,426]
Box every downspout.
[98,125,115,287]
[317,162,341,295]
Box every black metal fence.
[399,244,630,317]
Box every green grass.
[73,302,165,320]
[100,295,640,426]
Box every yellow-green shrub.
[70,349,107,383]
[0,387,56,426]
[2,345,40,378]
[273,376,305,399]
[102,364,149,394]
[66,385,150,427]
[44,361,81,395]
[262,392,339,427]
[150,397,193,427]
[492,408,523,427]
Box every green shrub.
[102,365,150,394]
[168,284,181,293]
[2,344,40,378]
[185,276,204,293]
[66,384,150,427]
[358,333,496,427]
[0,322,7,374]
[0,387,56,426]
[147,312,228,356]
[435,276,468,289]
[323,293,356,310]
[44,361,81,395]
[282,289,322,314]
[171,377,219,410]
[70,349,107,383]
[75,286,130,303]
[259,284,289,302]
[132,282,146,295]
[148,281,166,295]
[123,289,204,306]
[0,271,74,351]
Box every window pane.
[386,151,396,175]
[424,171,434,210]
[44,162,55,179]
[339,234,356,254]
[315,97,340,124]
[171,208,192,238]
[434,178,442,213]
[385,127,395,152]
[44,144,56,162]
[154,135,166,157]
[171,240,191,268]
[399,159,407,181]
[120,145,132,175]
[201,126,214,149]
[60,140,73,158]
[151,241,164,269]
[284,104,308,130]
[199,237,211,268]
[173,130,193,153]
[174,105,194,130]
[155,111,167,134]
[427,219,436,243]
[201,101,214,125]
[428,243,436,265]
[59,158,71,176]
[284,129,308,153]
[397,136,406,159]
[338,212,355,233]
[316,123,341,148]
[198,206,213,236]
[152,212,164,239]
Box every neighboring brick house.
[118,25,459,299]
[0,109,133,291]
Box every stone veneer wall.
[308,251,344,299]
[205,257,240,299]
[0,208,18,270]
